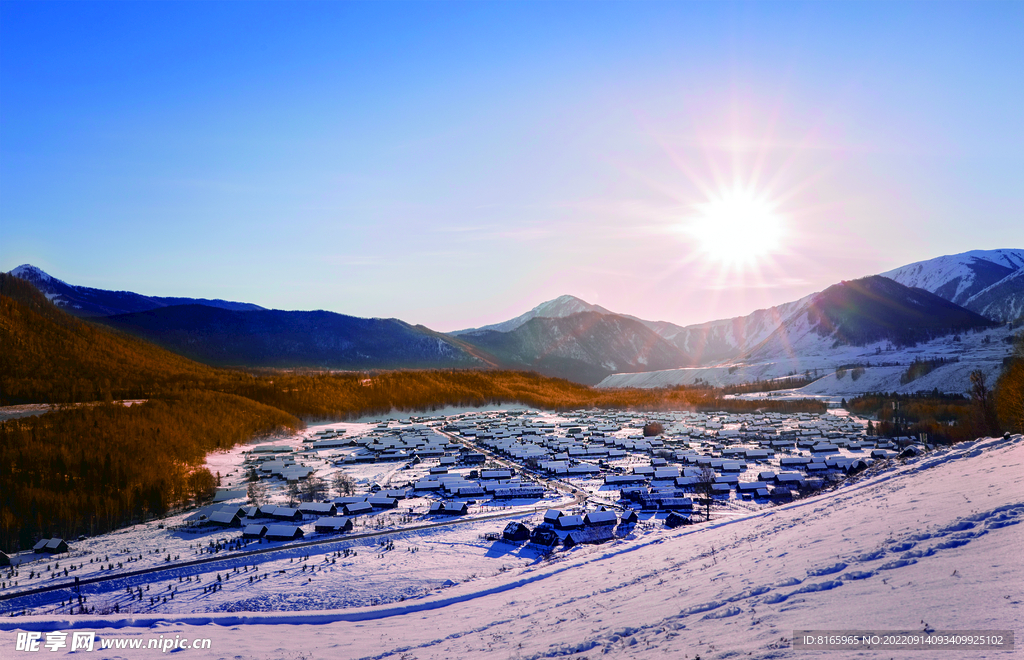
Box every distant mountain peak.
[452,294,614,335]
[10,264,61,285]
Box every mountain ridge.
[95,304,483,371]
[8,264,266,317]
[880,249,1024,321]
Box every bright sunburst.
[687,188,786,268]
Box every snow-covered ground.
[3,429,1020,659]
[597,324,1013,394]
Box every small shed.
[299,502,337,517]
[0,550,11,566]
[543,509,564,526]
[218,505,248,519]
[314,517,353,534]
[368,497,398,509]
[242,524,268,539]
[563,526,615,547]
[343,501,374,516]
[208,511,242,527]
[555,515,584,530]
[270,507,303,522]
[444,502,469,515]
[264,525,305,541]
[584,510,618,527]
[619,509,639,525]
[658,498,693,511]
[45,538,70,553]
[502,521,531,543]
[212,489,247,503]
[33,538,69,554]
[665,512,692,528]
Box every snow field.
[2,433,1020,659]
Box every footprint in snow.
[807,563,847,577]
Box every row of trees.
[234,370,829,421]
[0,391,300,552]
[846,363,1021,443]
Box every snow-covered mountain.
[457,294,819,368]
[745,275,997,360]
[644,294,817,365]
[8,264,266,317]
[598,276,1009,393]
[451,294,615,334]
[962,266,1024,322]
[881,249,1024,321]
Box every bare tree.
[970,369,998,436]
[300,476,327,502]
[694,466,717,521]
[247,480,268,508]
[332,472,356,497]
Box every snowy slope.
[964,267,1024,323]
[3,433,1021,659]
[597,322,1012,393]
[881,249,1024,321]
[645,294,817,366]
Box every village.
[0,404,929,619]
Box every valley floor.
[2,434,1021,659]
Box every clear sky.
[2,1,1022,331]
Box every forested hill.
[0,273,254,405]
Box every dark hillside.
[808,276,997,347]
[96,305,481,370]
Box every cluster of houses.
[500,507,654,549]
[176,408,915,550]
[437,409,916,506]
[413,468,547,501]
[186,493,411,540]
[307,424,483,464]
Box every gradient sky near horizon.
[2,1,1022,331]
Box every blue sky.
[2,1,1022,331]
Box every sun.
[687,188,786,268]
